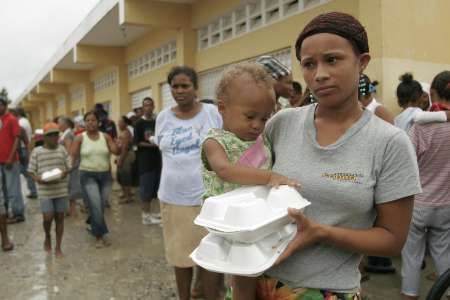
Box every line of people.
[1,11,449,300]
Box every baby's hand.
[268,172,301,188]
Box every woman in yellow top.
[71,111,119,248]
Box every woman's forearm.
[320,225,405,256]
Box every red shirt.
[0,112,20,163]
[430,103,450,112]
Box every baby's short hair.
[216,62,274,101]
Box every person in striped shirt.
[28,122,71,258]
[401,70,450,300]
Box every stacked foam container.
[190,185,310,277]
[41,168,63,182]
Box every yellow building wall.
[69,84,86,115]
[57,97,66,116]
[380,0,450,63]
[125,29,178,63]
[372,0,450,113]
[126,29,179,111]
[91,66,120,121]
[30,110,40,129]
[38,105,46,125]
[46,101,54,121]
[22,0,450,121]
[128,63,176,111]
[191,0,241,29]
[194,0,358,74]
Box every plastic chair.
[426,268,450,300]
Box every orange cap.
[43,122,60,135]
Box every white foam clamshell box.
[195,185,310,242]
[41,168,63,182]
[191,223,296,277]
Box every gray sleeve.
[374,131,422,204]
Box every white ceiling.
[55,50,95,70]
[159,0,197,3]
[80,4,150,47]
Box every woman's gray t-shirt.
[265,104,421,292]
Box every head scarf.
[295,12,369,61]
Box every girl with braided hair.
[394,73,450,132]
[232,12,421,300]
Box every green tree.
[0,87,10,104]
[0,87,8,98]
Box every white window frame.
[128,40,177,79]
[198,47,291,101]
[46,102,54,119]
[57,95,66,109]
[198,0,329,50]
[94,71,117,92]
[131,88,153,109]
[161,83,176,111]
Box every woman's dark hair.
[295,12,369,61]
[199,99,215,104]
[142,97,154,106]
[84,111,100,122]
[60,117,74,129]
[299,87,316,106]
[292,81,303,95]
[121,116,132,126]
[15,107,26,118]
[167,66,198,89]
[396,73,423,108]
[430,71,450,101]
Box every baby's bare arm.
[204,139,299,187]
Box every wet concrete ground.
[0,183,439,300]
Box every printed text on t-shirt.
[170,126,201,155]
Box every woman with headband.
[233,12,422,300]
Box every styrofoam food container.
[191,223,296,277]
[41,168,63,182]
[195,185,309,241]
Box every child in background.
[201,63,300,298]
[394,73,450,132]
[28,122,71,257]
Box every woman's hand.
[276,208,325,265]
[268,172,301,188]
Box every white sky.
[0,0,100,103]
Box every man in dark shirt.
[134,97,162,225]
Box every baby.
[201,62,299,298]
[201,62,299,200]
